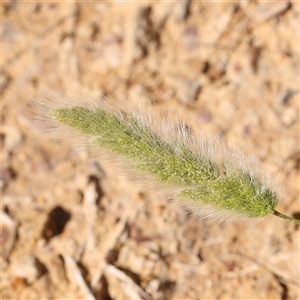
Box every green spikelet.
[51,106,299,224]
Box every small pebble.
[175,0,191,21]
[177,80,200,105]
[0,212,17,258]
[2,125,23,152]
[281,107,298,127]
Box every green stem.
[273,210,300,225]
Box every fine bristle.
[30,91,280,222]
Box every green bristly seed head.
[52,106,279,219]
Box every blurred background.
[1,1,299,299]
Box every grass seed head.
[52,104,280,222]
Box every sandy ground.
[1,1,299,299]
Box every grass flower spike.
[35,93,300,224]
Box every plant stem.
[273,210,300,225]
